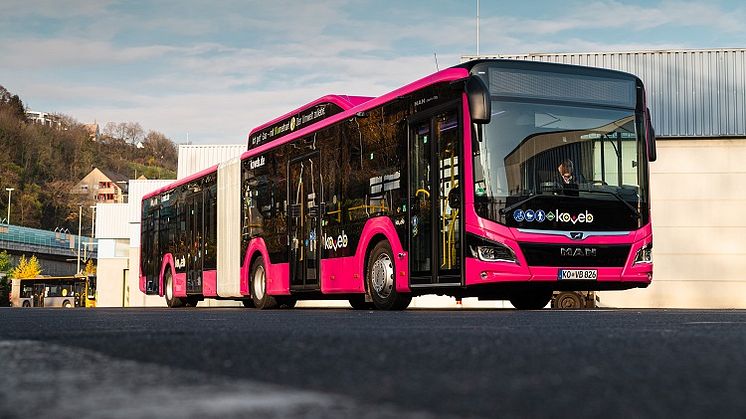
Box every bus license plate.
[558,269,597,280]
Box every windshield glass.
[473,100,649,231]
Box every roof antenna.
[434,52,440,71]
[476,0,480,55]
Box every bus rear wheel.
[22,301,31,308]
[366,241,411,311]
[509,288,553,310]
[165,271,185,308]
[63,300,73,308]
[251,256,278,309]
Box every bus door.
[288,153,321,291]
[187,192,204,294]
[33,283,45,307]
[408,109,462,286]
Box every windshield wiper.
[577,188,641,219]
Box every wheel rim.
[371,253,394,299]
[166,275,173,301]
[558,294,579,309]
[253,265,266,301]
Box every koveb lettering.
[323,230,349,251]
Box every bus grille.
[518,243,631,267]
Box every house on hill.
[71,168,129,203]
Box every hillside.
[0,85,177,232]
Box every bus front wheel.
[22,301,30,308]
[251,256,278,310]
[366,241,411,311]
[509,288,553,310]
[165,271,185,308]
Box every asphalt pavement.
[2,307,746,418]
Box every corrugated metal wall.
[177,144,246,179]
[463,49,746,138]
[95,203,129,239]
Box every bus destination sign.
[248,102,344,149]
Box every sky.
[1,0,744,144]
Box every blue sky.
[1,0,744,144]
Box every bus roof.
[16,275,93,281]
[239,67,470,161]
[247,95,372,149]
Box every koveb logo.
[513,208,593,224]
[323,230,349,251]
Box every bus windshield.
[473,100,649,231]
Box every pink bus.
[140,59,656,310]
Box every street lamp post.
[5,187,13,224]
[77,205,82,274]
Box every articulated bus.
[11,275,97,308]
[140,59,656,310]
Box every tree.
[84,259,96,276]
[102,121,144,144]
[0,85,25,120]
[11,255,42,279]
[143,130,178,170]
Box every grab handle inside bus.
[465,76,491,124]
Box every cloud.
[1,0,744,147]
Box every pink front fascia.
[463,218,653,287]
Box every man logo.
[570,232,585,240]
[560,248,597,257]
[513,209,525,222]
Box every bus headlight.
[634,243,653,264]
[469,243,518,264]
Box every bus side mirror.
[466,76,491,124]
[645,108,657,162]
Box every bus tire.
[348,295,374,310]
[366,240,411,311]
[251,256,278,309]
[63,300,73,308]
[165,271,185,308]
[552,291,583,309]
[509,288,552,310]
[242,299,255,308]
[22,301,31,308]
